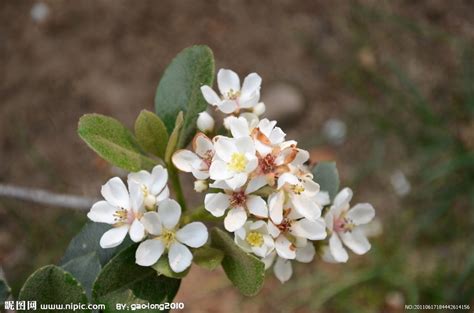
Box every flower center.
[225,89,240,100]
[277,217,293,233]
[291,184,305,195]
[202,150,214,168]
[228,153,247,172]
[259,154,276,174]
[161,229,176,248]
[246,231,264,247]
[333,216,355,233]
[230,191,247,207]
[113,208,137,226]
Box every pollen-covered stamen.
[246,231,264,247]
[291,184,305,195]
[113,208,128,222]
[277,217,293,233]
[333,215,355,233]
[224,88,240,100]
[161,229,176,248]
[228,153,248,172]
[230,191,247,207]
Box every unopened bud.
[144,194,157,211]
[197,111,215,133]
[253,102,266,116]
[194,180,208,193]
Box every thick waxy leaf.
[78,114,157,171]
[211,228,265,296]
[193,246,224,270]
[312,161,340,201]
[93,245,180,313]
[19,265,89,311]
[60,223,132,298]
[164,112,184,164]
[135,110,169,159]
[152,256,189,279]
[155,45,215,148]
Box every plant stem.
[169,165,187,211]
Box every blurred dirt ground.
[1,1,474,312]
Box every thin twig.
[0,183,97,210]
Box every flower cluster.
[88,165,208,273]
[172,69,376,282]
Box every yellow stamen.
[292,185,305,195]
[246,232,264,247]
[228,153,248,172]
[161,229,176,248]
[225,89,240,100]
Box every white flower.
[274,172,322,222]
[234,220,274,258]
[196,111,215,133]
[267,204,326,260]
[262,242,316,283]
[135,199,208,272]
[87,177,146,248]
[201,69,262,114]
[324,188,375,263]
[209,136,258,190]
[204,177,268,232]
[253,102,266,116]
[127,165,169,211]
[172,133,215,180]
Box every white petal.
[269,127,286,145]
[172,150,200,173]
[129,219,145,242]
[319,245,339,263]
[239,91,260,108]
[228,116,250,138]
[214,137,237,162]
[324,211,334,232]
[87,201,117,224]
[168,242,193,273]
[245,175,267,194]
[295,243,315,263]
[268,191,284,224]
[292,195,321,221]
[224,207,247,232]
[333,187,353,214]
[141,212,162,236]
[267,221,281,238]
[314,191,330,207]
[99,225,129,249]
[218,100,238,114]
[158,199,181,229]
[277,173,299,190]
[339,228,371,255]
[347,203,375,225]
[218,68,240,95]
[200,85,221,105]
[176,222,208,248]
[303,179,320,196]
[329,233,348,263]
[275,235,296,259]
[247,195,268,218]
[291,218,327,240]
[235,137,255,155]
[193,133,214,158]
[292,149,310,166]
[156,186,170,203]
[225,173,248,190]
[209,160,233,181]
[245,155,258,173]
[241,73,262,98]
[274,257,292,283]
[204,193,230,217]
[128,171,152,188]
[101,177,130,209]
[262,251,276,270]
[135,239,165,266]
[150,165,168,195]
[127,179,144,213]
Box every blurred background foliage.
[1,1,473,312]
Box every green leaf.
[211,228,265,296]
[60,223,133,299]
[193,246,224,270]
[93,244,180,313]
[135,110,169,159]
[164,111,184,164]
[78,114,157,171]
[19,265,89,312]
[152,256,189,279]
[312,161,340,201]
[0,267,11,305]
[155,45,215,148]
